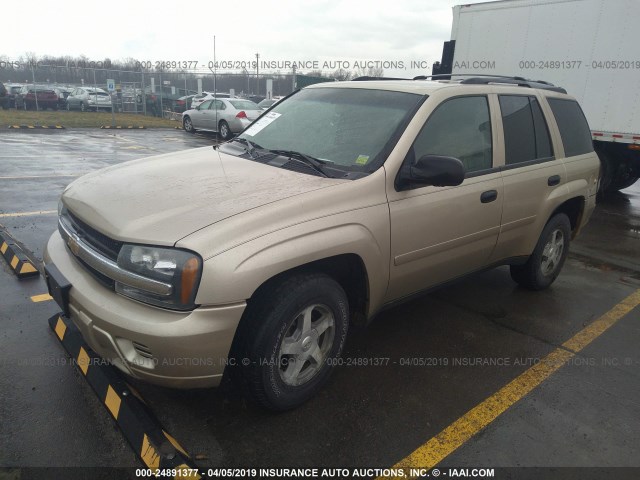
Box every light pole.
[255,53,260,95]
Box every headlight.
[116,245,202,310]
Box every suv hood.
[62,146,345,245]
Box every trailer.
[434,0,640,192]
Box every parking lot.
[1,129,639,478]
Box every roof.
[307,76,567,95]
[308,80,460,95]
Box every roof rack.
[414,74,567,93]
[351,74,566,93]
[352,76,411,81]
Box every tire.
[613,176,639,191]
[219,120,232,140]
[596,148,638,194]
[183,116,195,133]
[596,148,613,196]
[510,213,571,290]
[230,273,349,411]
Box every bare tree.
[353,66,385,78]
[330,68,353,81]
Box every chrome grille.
[65,210,123,261]
[58,209,173,297]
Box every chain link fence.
[0,62,302,116]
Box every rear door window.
[547,98,593,157]
[499,95,553,165]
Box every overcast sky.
[0,0,488,77]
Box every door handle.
[548,175,561,186]
[480,190,498,203]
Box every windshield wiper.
[229,137,261,159]
[267,149,331,178]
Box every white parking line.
[0,175,82,179]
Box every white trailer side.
[441,0,640,191]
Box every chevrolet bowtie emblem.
[67,234,80,256]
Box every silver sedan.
[182,98,262,139]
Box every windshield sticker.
[355,155,370,165]
[243,111,282,136]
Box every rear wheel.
[510,213,571,290]
[230,273,349,411]
[219,120,232,140]
[597,147,638,194]
[614,176,639,191]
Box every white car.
[190,91,232,110]
[182,98,262,139]
[66,87,112,112]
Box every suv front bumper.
[44,231,245,388]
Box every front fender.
[193,204,390,315]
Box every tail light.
[236,111,247,119]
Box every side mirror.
[397,154,465,190]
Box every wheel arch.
[549,196,585,239]
[246,253,370,326]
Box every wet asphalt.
[0,130,639,476]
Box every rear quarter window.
[547,98,593,157]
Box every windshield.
[237,87,422,174]
[229,100,260,110]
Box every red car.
[16,85,60,110]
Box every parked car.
[44,77,599,411]
[173,94,196,113]
[4,84,23,109]
[182,98,262,139]
[53,87,72,109]
[247,95,265,104]
[257,97,282,110]
[15,85,59,110]
[66,87,112,111]
[0,82,7,109]
[190,91,232,110]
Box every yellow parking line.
[31,293,53,303]
[0,210,57,218]
[382,289,640,479]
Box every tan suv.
[44,76,599,410]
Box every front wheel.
[510,213,571,290]
[230,273,349,411]
[218,120,232,140]
[183,116,195,133]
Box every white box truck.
[433,0,640,193]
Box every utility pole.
[292,63,296,92]
[255,53,260,95]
